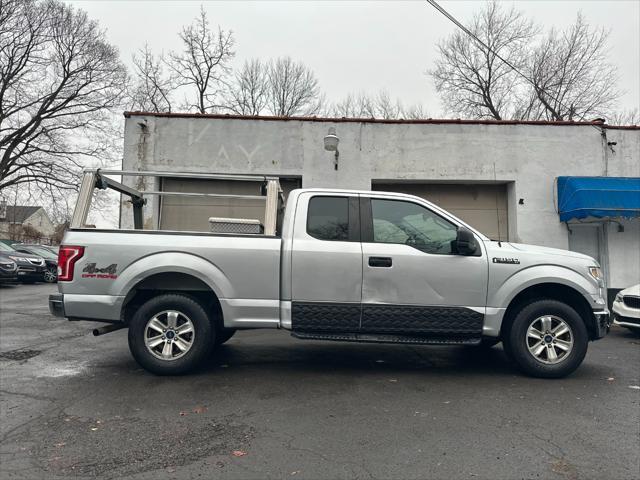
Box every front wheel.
[503,299,588,378]
[128,294,214,375]
[43,267,57,283]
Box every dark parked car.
[12,244,58,283]
[0,252,18,283]
[0,242,46,283]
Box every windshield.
[0,243,15,252]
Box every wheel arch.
[111,252,232,297]
[114,252,230,328]
[500,282,597,339]
[121,271,224,330]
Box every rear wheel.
[128,294,214,375]
[503,299,588,378]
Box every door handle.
[368,256,392,267]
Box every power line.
[425,0,602,130]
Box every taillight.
[57,246,85,281]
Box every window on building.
[307,196,349,241]
[371,199,457,254]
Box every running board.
[291,331,481,346]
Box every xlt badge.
[493,257,520,264]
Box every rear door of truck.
[289,192,362,332]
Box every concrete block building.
[119,112,640,296]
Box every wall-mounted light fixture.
[324,127,339,170]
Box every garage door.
[160,177,301,232]
[372,183,509,241]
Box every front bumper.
[0,270,18,282]
[17,265,45,281]
[613,314,640,330]
[49,294,65,318]
[591,310,610,339]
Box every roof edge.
[123,111,627,128]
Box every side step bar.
[291,331,481,346]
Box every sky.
[68,0,640,118]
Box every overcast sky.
[68,0,639,118]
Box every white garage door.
[372,182,509,241]
[160,177,301,232]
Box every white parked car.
[612,284,640,333]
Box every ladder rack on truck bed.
[70,169,284,235]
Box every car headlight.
[614,292,623,303]
[8,256,29,262]
[588,266,602,280]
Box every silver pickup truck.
[49,170,609,378]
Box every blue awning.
[557,176,640,222]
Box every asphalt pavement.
[0,283,638,480]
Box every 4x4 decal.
[82,263,118,279]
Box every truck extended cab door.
[359,196,488,340]
[289,192,362,333]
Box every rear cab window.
[306,196,349,241]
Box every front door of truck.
[290,193,362,333]
[359,196,487,340]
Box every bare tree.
[373,90,404,119]
[223,58,269,115]
[403,103,429,120]
[328,93,360,118]
[129,44,174,113]
[529,14,620,121]
[266,56,322,116]
[328,90,390,118]
[328,90,428,119]
[0,0,128,196]
[169,7,235,114]
[430,1,538,120]
[608,108,639,126]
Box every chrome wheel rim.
[526,315,573,364]
[44,268,57,283]
[144,310,195,361]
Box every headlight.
[588,266,603,282]
[8,256,28,262]
[614,293,623,303]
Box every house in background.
[0,203,55,244]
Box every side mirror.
[454,227,478,256]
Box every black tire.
[626,327,640,337]
[215,328,236,345]
[44,267,57,283]
[128,294,215,375]
[503,299,588,378]
[478,337,501,348]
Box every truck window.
[307,196,349,241]
[371,199,457,254]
